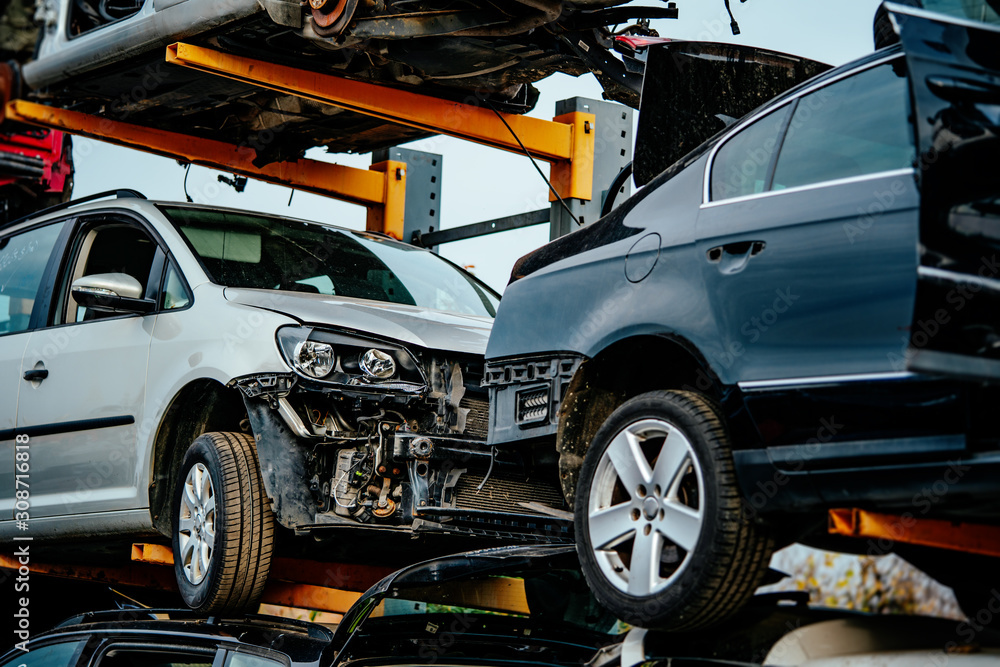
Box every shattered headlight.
[277,326,423,387]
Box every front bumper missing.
[234,372,572,542]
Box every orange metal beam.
[0,551,180,591]
[828,508,1000,558]
[262,581,361,614]
[4,544,533,617]
[0,546,387,614]
[131,543,394,593]
[4,100,408,237]
[549,111,594,202]
[165,42,596,200]
[131,543,173,566]
[402,579,531,615]
[128,545,529,615]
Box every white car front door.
[0,218,69,521]
[15,216,159,520]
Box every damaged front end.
[230,326,572,544]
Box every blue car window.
[162,261,192,310]
[710,105,791,201]
[772,60,914,191]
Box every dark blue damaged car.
[484,4,1000,630]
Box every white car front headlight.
[293,340,336,378]
[276,325,422,386]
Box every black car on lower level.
[3,545,622,667]
[7,545,999,667]
[483,3,1000,630]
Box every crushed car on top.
[1,0,681,165]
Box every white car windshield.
[159,205,499,318]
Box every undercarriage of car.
[11,0,679,164]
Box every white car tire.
[172,431,275,613]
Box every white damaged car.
[0,190,572,613]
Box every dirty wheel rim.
[177,462,216,585]
[588,418,705,596]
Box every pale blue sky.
[72,0,883,291]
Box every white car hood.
[224,288,493,356]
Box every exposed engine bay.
[231,347,572,543]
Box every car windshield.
[158,206,499,317]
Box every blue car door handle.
[707,241,766,275]
[706,240,766,263]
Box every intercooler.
[460,396,489,440]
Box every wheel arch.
[149,379,248,535]
[555,334,721,507]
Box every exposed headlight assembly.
[277,326,423,387]
[359,349,396,380]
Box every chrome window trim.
[738,371,916,391]
[700,168,916,209]
[919,266,1000,294]
[702,51,906,205]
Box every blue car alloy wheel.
[575,390,773,629]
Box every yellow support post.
[4,99,408,235]
[366,160,407,238]
[548,111,594,203]
[165,42,596,201]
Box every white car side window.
[61,222,158,324]
[0,221,66,335]
[163,261,192,310]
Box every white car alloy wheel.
[587,418,704,596]
[177,461,216,586]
